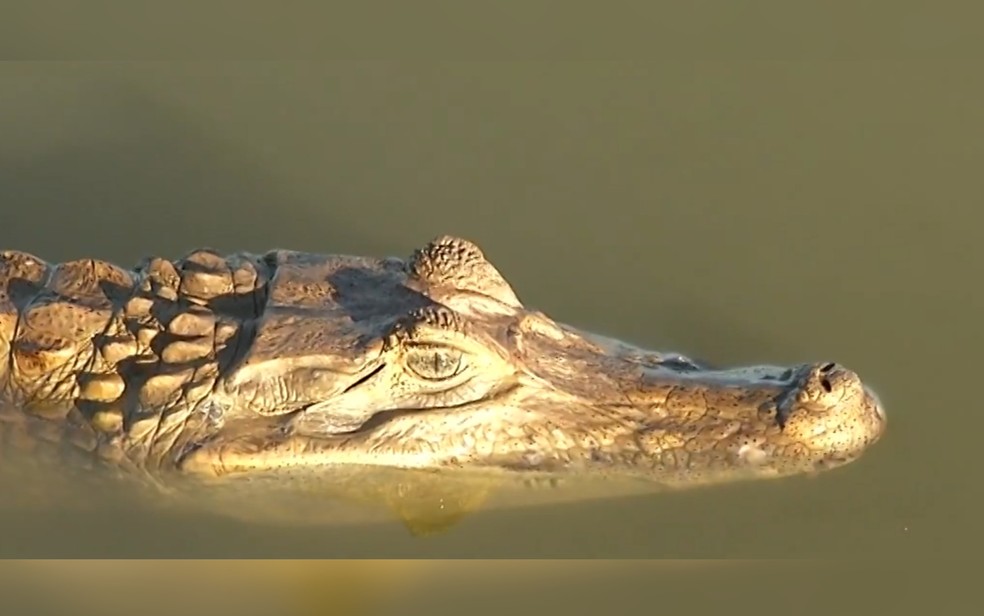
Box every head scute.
[413,304,460,329]
[392,304,462,335]
[407,236,522,308]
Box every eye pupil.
[406,345,463,380]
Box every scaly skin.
[0,236,886,500]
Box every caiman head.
[176,235,886,488]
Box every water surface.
[0,62,978,557]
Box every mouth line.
[813,454,855,470]
[295,378,487,439]
[341,362,387,394]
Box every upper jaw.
[178,317,886,483]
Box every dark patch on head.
[759,402,783,429]
[327,265,435,325]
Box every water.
[0,62,979,558]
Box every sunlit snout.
[778,362,887,466]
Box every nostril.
[820,362,836,373]
[820,377,832,393]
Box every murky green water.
[0,62,979,557]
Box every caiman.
[0,235,886,533]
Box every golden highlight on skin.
[0,237,886,499]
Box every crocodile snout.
[779,361,886,462]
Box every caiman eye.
[405,345,464,381]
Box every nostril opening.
[820,377,832,393]
[820,362,836,373]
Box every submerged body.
[0,236,886,530]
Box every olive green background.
[0,58,979,559]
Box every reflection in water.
[1,560,943,616]
[0,560,723,616]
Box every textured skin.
[0,236,887,493]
